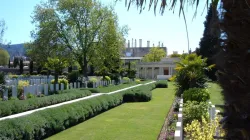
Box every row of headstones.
[2,82,82,100]
[92,80,116,88]
[5,78,54,86]
[174,98,183,140]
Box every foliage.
[185,116,225,140]
[123,88,152,102]
[183,88,210,103]
[0,89,91,117]
[68,70,79,83]
[100,76,111,81]
[183,101,209,126]
[135,79,140,84]
[0,48,9,66]
[89,77,98,83]
[122,77,130,84]
[51,78,69,90]
[9,97,18,101]
[19,59,23,74]
[62,71,68,76]
[170,53,181,58]
[196,4,220,81]
[155,80,168,88]
[17,80,29,97]
[0,72,5,85]
[142,47,166,62]
[13,57,19,68]
[174,53,213,96]
[40,70,48,75]
[26,93,36,99]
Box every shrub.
[123,89,152,102]
[155,80,168,88]
[68,70,79,83]
[17,80,29,97]
[89,77,97,83]
[135,79,141,84]
[183,88,210,103]
[62,71,69,75]
[80,88,100,93]
[9,74,18,79]
[40,70,48,75]
[122,77,130,84]
[100,76,111,81]
[9,97,18,101]
[183,101,209,126]
[27,93,36,99]
[0,72,5,85]
[185,116,225,140]
[0,89,91,117]
[51,78,69,90]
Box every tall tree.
[142,46,166,62]
[32,0,119,79]
[19,59,23,74]
[91,13,128,78]
[125,0,250,139]
[13,57,19,68]
[0,48,10,66]
[0,19,6,46]
[196,4,220,81]
[29,60,33,74]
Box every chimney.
[132,38,133,48]
[139,39,142,47]
[128,40,130,48]
[147,41,150,47]
[135,39,137,47]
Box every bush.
[9,74,18,79]
[89,77,97,83]
[80,88,100,93]
[183,101,209,126]
[155,80,168,88]
[0,72,5,85]
[62,71,69,76]
[17,80,29,97]
[27,93,36,99]
[0,89,91,117]
[0,83,156,139]
[123,89,152,102]
[9,97,18,101]
[122,77,130,84]
[68,70,79,83]
[100,76,111,81]
[135,79,141,84]
[40,70,48,75]
[183,88,210,103]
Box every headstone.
[70,83,73,89]
[44,84,48,95]
[3,89,8,100]
[112,80,115,85]
[50,84,54,92]
[12,86,17,97]
[23,86,29,97]
[74,82,76,88]
[61,83,64,91]
[93,82,95,88]
[78,82,80,88]
[56,84,59,91]
[85,81,88,88]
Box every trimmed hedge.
[0,89,91,117]
[183,88,210,103]
[0,83,156,139]
[155,80,168,88]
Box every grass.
[208,82,225,111]
[47,83,175,140]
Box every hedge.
[0,89,91,117]
[155,80,168,88]
[0,83,156,139]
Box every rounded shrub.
[183,88,210,103]
[87,77,97,88]
[68,70,79,83]
[135,79,141,84]
[155,80,168,88]
[17,80,29,97]
[122,77,130,84]
[100,76,111,81]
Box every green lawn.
[208,82,225,111]
[47,83,175,140]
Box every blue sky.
[0,0,208,54]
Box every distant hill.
[0,44,27,61]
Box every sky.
[0,0,208,54]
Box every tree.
[45,57,69,90]
[126,0,250,139]
[8,59,10,68]
[19,59,23,74]
[91,12,128,79]
[13,57,19,68]
[0,19,6,46]
[0,48,10,66]
[142,46,166,62]
[196,4,220,81]
[32,0,120,80]
[29,60,33,74]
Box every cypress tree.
[8,59,10,68]
[19,59,23,74]
[196,4,220,81]
[29,60,33,74]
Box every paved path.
[0,81,156,121]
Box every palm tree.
[124,0,250,139]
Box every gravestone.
[23,86,29,97]
[3,89,8,100]
[61,83,64,91]
[70,83,73,89]
[112,80,115,85]
[12,86,17,97]
[74,82,76,88]
[50,84,54,92]
[56,84,59,91]
[85,81,88,88]
[78,82,80,88]
[93,82,95,88]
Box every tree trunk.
[54,71,58,93]
[83,54,88,80]
[215,1,250,139]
